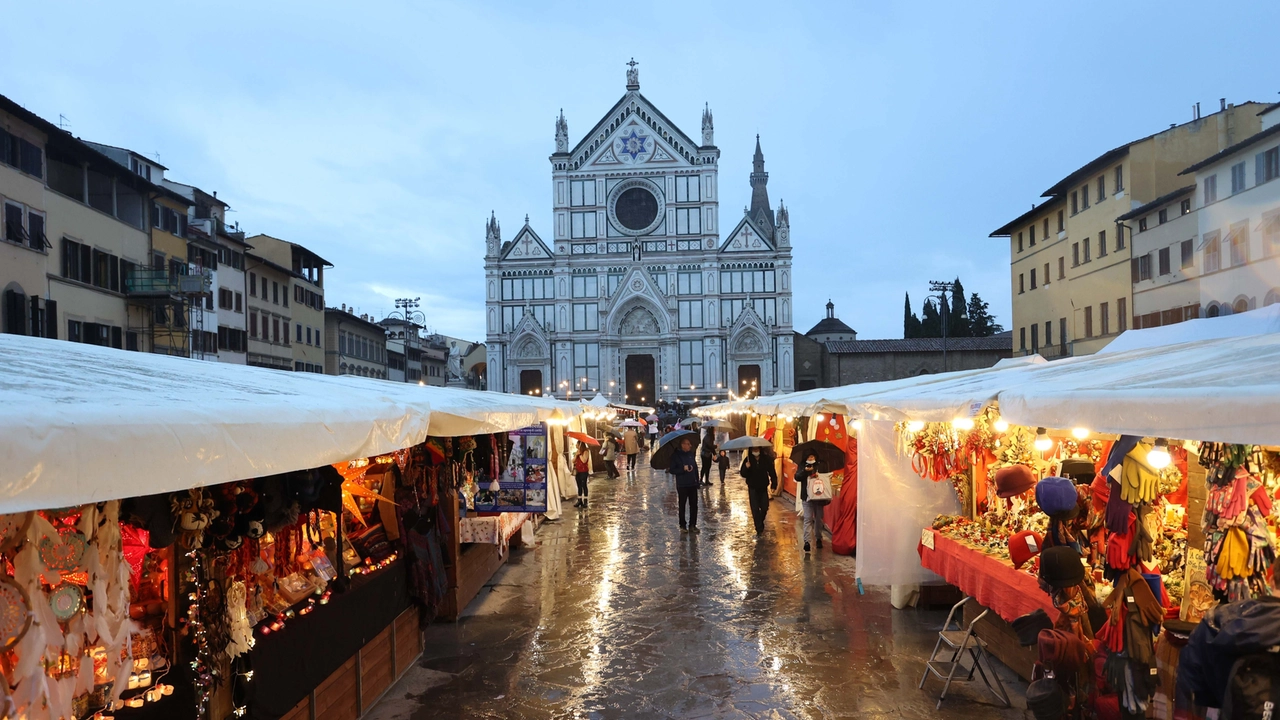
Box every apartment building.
[1126,105,1280,325]
[992,100,1264,356]
[246,234,328,373]
[244,251,295,370]
[325,306,388,378]
[380,317,423,383]
[1,94,167,350]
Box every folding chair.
[918,596,1011,710]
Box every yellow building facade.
[244,234,329,372]
[993,102,1264,356]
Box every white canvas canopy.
[1098,304,1280,355]
[0,335,579,513]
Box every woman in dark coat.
[739,448,778,536]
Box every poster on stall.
[469,425,548,513]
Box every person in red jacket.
[573,445,590,509]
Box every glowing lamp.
[1071,428,1090,440]
[1147,438,1172,470]
[1034,427,1053,452]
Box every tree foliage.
[903,279,1003,338]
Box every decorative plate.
[0,513,31,555]
[39,529,87,576]
[0,577,32,651]
[49,583,83,622]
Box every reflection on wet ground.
[371,458,1029,719]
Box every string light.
[906,420,925,433]
[1033,427,1053,452]
[952,418,974,431]
[1071,427,1090,439]
[993,418,1009,433]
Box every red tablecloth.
[918,528,1058,623]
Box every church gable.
[728,304,769,356]
[570,95,700,172]
[602,266,673,335]
[501,224,553,261]
[720,216,775,254]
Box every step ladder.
[918,596,1011,710]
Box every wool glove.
[1105,479,1132,533]
[1215,526,1251,580]
[1120,442,1159,504]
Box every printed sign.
[921,528,935,551]
[466,425,549,514]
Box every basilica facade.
[483,62,795,404]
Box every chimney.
[1220,98,1227,111]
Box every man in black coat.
[671,437,701,534]
[739,448,778,536]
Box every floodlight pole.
[928,280,951,372]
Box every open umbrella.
[646,414,659,422]
[789,439,846,470]
[719,435,772,451]
[700,418,726,428]
[619,419,644,428]
[566,431,599,447]
[650,430,701,470]
[606,429,625,439]
[763,427,777,441]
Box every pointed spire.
[554,109,568,153]
[753,134,764,171]
[524,214,530,225]
[776,200,789,227]
[749,135,773,235]
[701,103,714,146]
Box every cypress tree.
[903,292,922,338]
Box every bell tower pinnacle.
[749,135,775,237]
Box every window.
[606,273,624,296]
[1136,253,1152,281]
[1018,273,1025,294]
[249,313,258,338]
[1099,230,1107,258]
[573,342,600,391]
[571,275,599,298]
[649,270,668,294]
[501,276,554,300]
[1060,318,1067,350]
[1043,218,1049,240]
[1204,174,1217,204]
[1265,212,1280,257]
[67,319,81,343]
[1044,262,1051,285]
[306,327,313,345]
[1180,239,1194,268]
[570,211,597,238]
[1019,327,1026,351]
[1081,185,1090,210]
[1097,175,1105,202]
[235,292,243,313]
[0,128,43,178]
[296,323,303,342]
[1158,208,1168,225]
[1117,298,1127,332]
[676,272,703,295]
[501,304,553,331]
[272,281,279,304]
[1030,268,1037,290]
[569,179,596,207]
[1071,192,1078,215]
[1115,165,1124,193]
[572,303,599,331]
[674,175,700,202]
[1158,247,1171,275]
[1017,232,1023,252]
[678,300,703,328]
[272,318,279,343]
[1072,243,1079,267]
[1181,199,1191,215]
[1229,223,1250,266]
[675,207,701,235]
[720,298,777,327]
[1231,162,1246,194]
[678,339,704,388]
[1029,226,1036,246]
[248,272,257,297]
[1045,321,1052,347]
[719,269,774,294]
[1057,210,1064,232]
[1058,256,1065,279]
[1030,323,1039,353]
[1084,306,1093,338]
[1083,238,1091,263]
[1138,217,1147,232]
[3,203,26,246]
[1117,225,1126,251]
[1204,231,1221,273]
[1262,148,1280,184]
[26,211,46,251]
[1100,302,1110,336]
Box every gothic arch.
[488,308,496,333]
[488,280,495,300]
[513,336,548,361]
[607,295,670,336]
[1266,288,1280,306]
[732,329,767,356]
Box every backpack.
[1223,650,1280,720]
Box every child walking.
[716,450,730,484]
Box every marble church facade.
[484,62,794,404]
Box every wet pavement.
[371,457,1030,719]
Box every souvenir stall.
[0,335,578,720]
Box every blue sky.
[2,1,1276,340]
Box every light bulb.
[906,420,925,433]
[993,418,1009,433]
[1071,427,1090,440]
[1034,427,1053,452]
[1148,438,1172,470]
[850,420,862,430]
[816,414,825,422]
[952,418,975,431]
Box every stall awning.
[0,335,578,513]
[1098,304,1280,355]
[609,402,655,414]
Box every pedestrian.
[601,436,620,479]
[623,427,640,475]
[648,423,660,455]
[573,444,590,508]
[670,436,700,533]
[740,448,778,536]
[716,450,729,484]
[794,453,827,552]
[699,428,716,486]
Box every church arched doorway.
[520,369,544,396]
[625,354,655,405]
[736,364,761,400]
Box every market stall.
[0,334,579,720]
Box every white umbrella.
[719,435,772,451]
[619,419,644,427]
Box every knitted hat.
[1060,457,1097,483]
[995,464,1037,498]
[1039,546,1085,589]
[1036,477,1080,519]
[1012,609,1053,646]
[1009,530,1044,570]
[1037,628,1093,674]
[1026,678,1066,720]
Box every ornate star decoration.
[617,129,649,160]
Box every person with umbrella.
[698,427,717,487]
[622,425,640,475]
[652,430,701,534]
[738,442,778,536]
[794,451,833,552]
[573,443,591,509]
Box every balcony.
[125,268,212,297]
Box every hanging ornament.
[0,577,32,651]
[48,583,83,622]
[38,528,87,578]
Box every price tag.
[921,528,935,550]
[967,402,983,418]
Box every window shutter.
[1258,152,1267,188]
[111,327,123,349]
[44,300,57,339]
[1131,258,1140,284]
[4,289,26,335]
